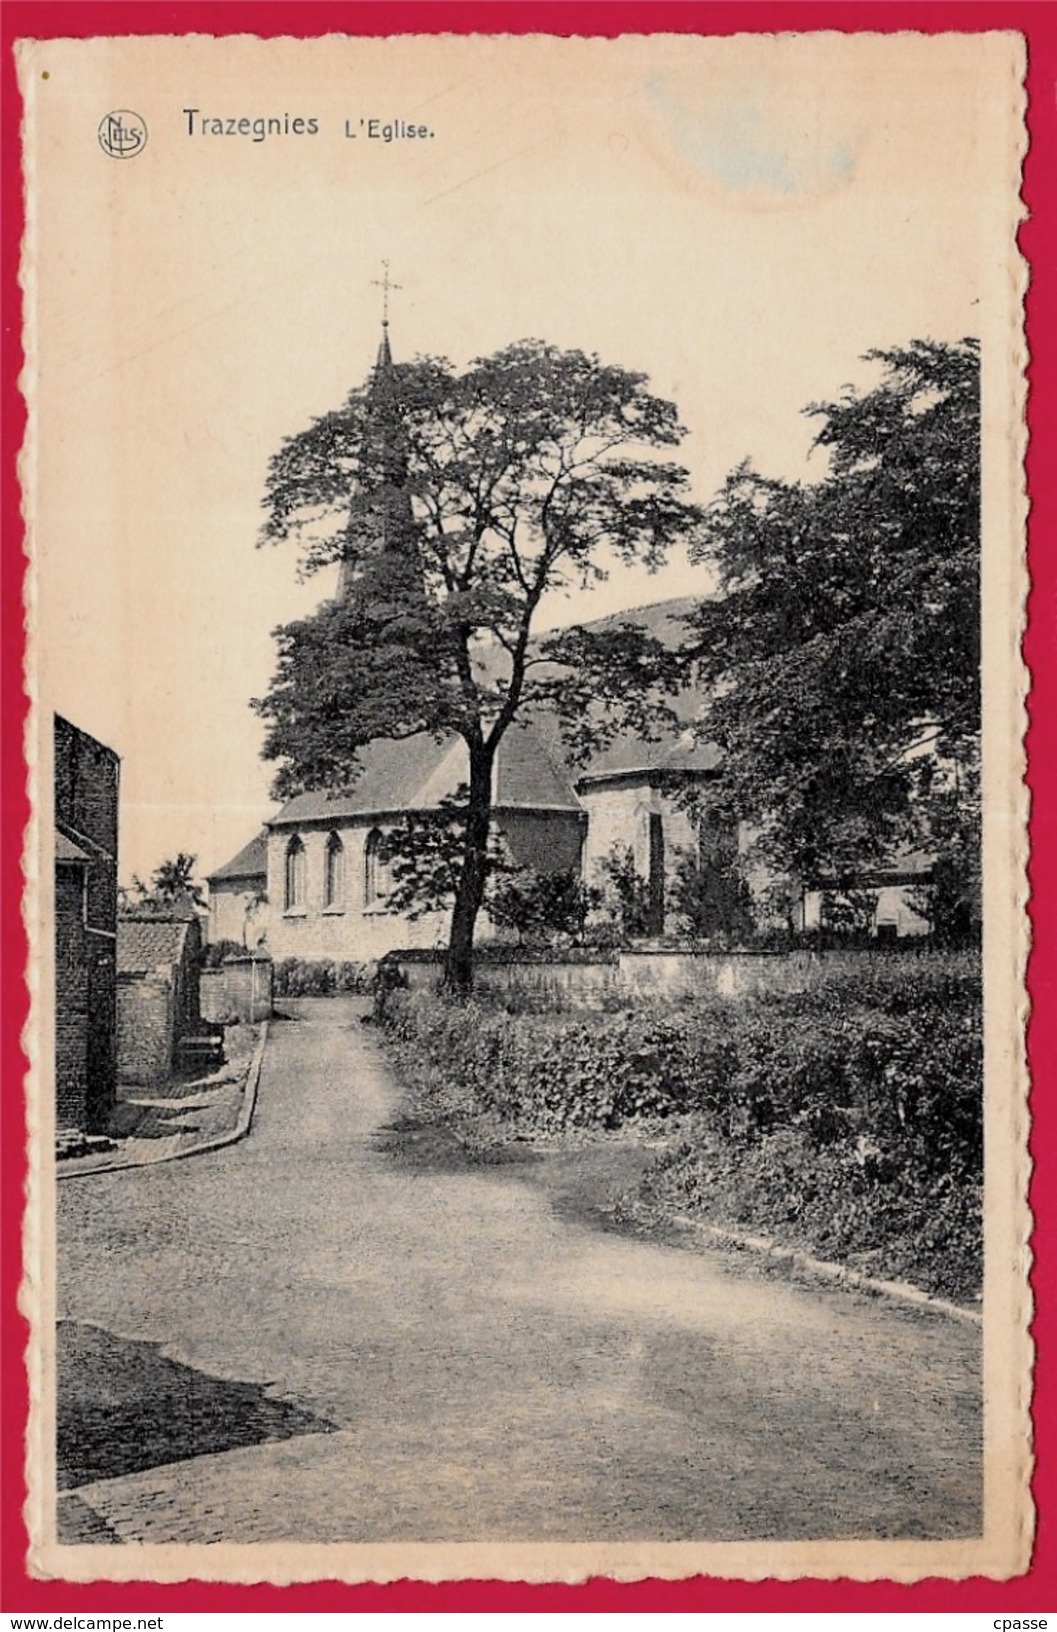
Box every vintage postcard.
[17,29,1030,1583]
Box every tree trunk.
[443,740,494,999]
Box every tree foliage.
[122,852,206,915]
[255,339,702,990]
[685,338,980,906]
[905,738,981,943]
[669,839,754,943]
[489,866,600,948]
[378,792,513,924]
[595,845,655,940]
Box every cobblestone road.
[57,997,981,1544]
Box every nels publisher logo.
[98,110,147,159]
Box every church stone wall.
[265,822,451,962]
[263,794,703,959]
[578,783,698,886]
[657,800,698,873]
[209,882,264,947]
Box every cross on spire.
[372,260,402,328]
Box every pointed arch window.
[364,827,392,907]
[284,834,306,911]
[324,832,345,910]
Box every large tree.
[684,337,980,915]
[255,339,701,993]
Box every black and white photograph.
[20,29,1029,1582]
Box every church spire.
[337,274,417,600]
[371,260,400,375]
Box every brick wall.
[200,969,228,1023]
[116,972,173,1084]
[55,715,120,1129]
[172,918,203,1039]
[55,866,89,1128]
[223,957,274,1022]
[85,944,117,1127]
[201,958,274,1023]
[55,715,119,934]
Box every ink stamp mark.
[97,111,147,160]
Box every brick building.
[116,912,204,1084]
[54,715,119,1131]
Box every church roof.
[494,721,585,809]
[207,830,269,885]
[470,596,717,786]
[575,732,721,784]
[572,594,699,649]
[517,679,718,787]
[267,721,584,829]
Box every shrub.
[489,867,601,948]
[668,842,754,942]
[384,992,731,1134]
[336,960,372,992]
[595,845,654,939]
[382,965,981,1154]
[641,1122,982,1302]
[272,957,372,996]
[379,952,982,1299]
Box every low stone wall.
[480,961,621,1006]
[117,972,173,1084]
[616,949,825,1001]
[396,946,958,1008]
[201,956,273,1023]
[199,969,227,1023]
[398,957,620,1005]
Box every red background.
[3,1,1053,1612]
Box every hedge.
[273,957,374,996]
[381,956,982,1300]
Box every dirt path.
[56,996,981,1544]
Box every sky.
[21,31,1020,886]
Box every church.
[208,316,724,958]
[208,626,719,961]
[208,321,931,958]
